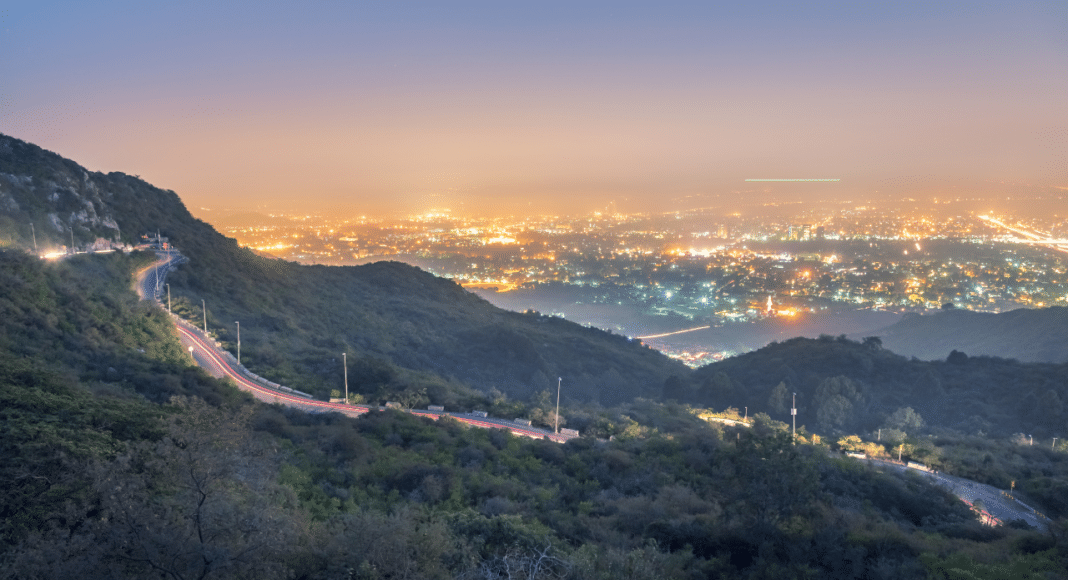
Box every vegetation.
[684,334,1068,439]
[877,307,1068,364]
[0,248,1064,577]
[1,132,689,408]
[3,133,1068,577]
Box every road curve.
[135,251,576,443]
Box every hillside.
[868,307,1068,364]
[3,135,1068,578]
[688,335,1068,438]
[0,133,689,407]
[4,250,1058,578]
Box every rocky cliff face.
[0,134,167,249]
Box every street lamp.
[235,321,240,365]
[202,299,207,334]
[791,392,797,442]
[342,352,348,404]
[166,283,171,312]
[744,406,747,422]
[555,377,562,434]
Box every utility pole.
[202,299,207,335]
[29,222,37,256]
[343,353,348,404]
[791,392,797,443]
[235,321,240,365]
[555,377,562,434]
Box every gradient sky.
[1,1,1065,217]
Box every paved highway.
[133,251,576,443]
[861,457,1048,531]
[133,250,1052,527]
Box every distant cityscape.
[218,202,1068,364]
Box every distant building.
[141,233,169,249]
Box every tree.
[817,394,853,430]
[837,435,864,453]
[814,376,863,430]
[395,386,429,411]
[947,350,969,364]
[884,407,924,431]
[768,381,788,415]
[9,398,302,579]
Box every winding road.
[133,250,577,443]
[131,249,1052,527]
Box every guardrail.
[145,249,580,443]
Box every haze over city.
[1,1,1065,218]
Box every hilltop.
[868,307,1068,364]
[0,133,689,408]
[3,134,1068,578]
[686,334,1068,438]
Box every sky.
[1,1,1065,218]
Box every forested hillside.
[686,334,1068,438]
[5,249,1067,578]
[5,134,1068,578]
[0,132,688,406]
[871,307,1068,364]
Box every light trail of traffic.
[635,325,712,340]
[140,252,573,442]
[177,322,571,440]
[979,215,1068,254]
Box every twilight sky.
[1,1,1065,217]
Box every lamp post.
[70,226,75,254]
[744,406,747,422]
[166,283,171,312]
[202,299,207,334]
[1030,434,1033,446]
[343,353,348,404]
[235,321,240,365]
[791,392,797,442]
[555,377,562,434]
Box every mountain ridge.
[0,132,690,407]
[866,306,1068,364]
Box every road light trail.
[636,325,711,340]
[979,215,1068,254]
[137,249,575,442]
